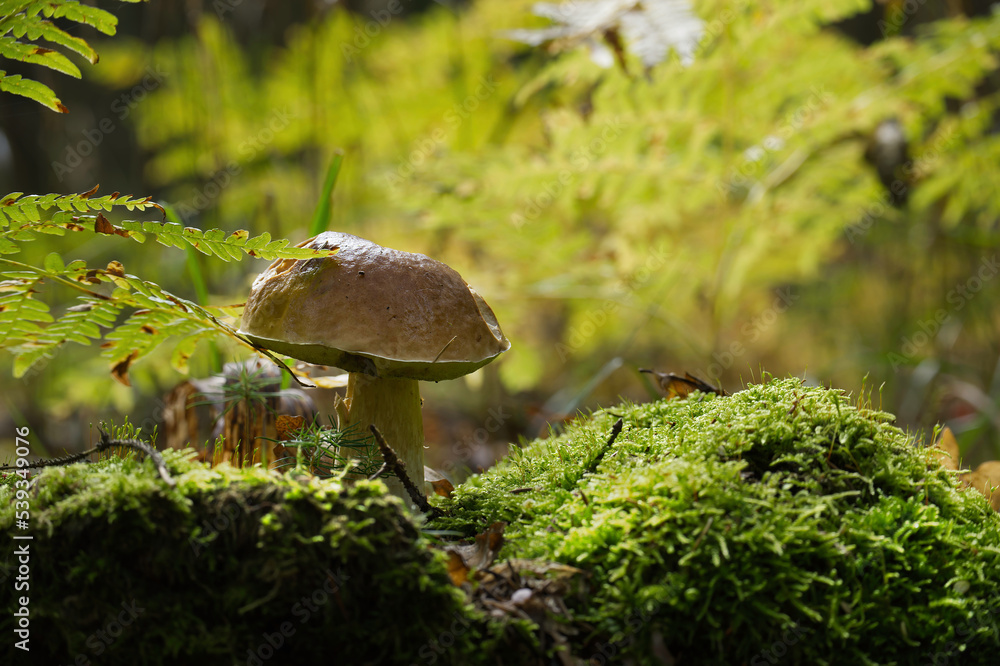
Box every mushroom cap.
[238,232,510,381]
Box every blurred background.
[1,0,999,475]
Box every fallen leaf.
[930,427,960,471]
[446,551,469,586]
[466,557,590,654]
[275,414,305,441]
[445,522,505,583]
[963,461,1000,512]
[640,368,727,399]
[425,466,455,498]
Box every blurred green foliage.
[0,189,334,388]
[112,0,999,446]
[2,0,1000,461]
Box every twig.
[0,428,177,487]
[585,418,624,475]
[368,425,436,515]
[432,336,458,363]
[367,462,389,481]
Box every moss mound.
[0,453,502,665]
[434,378,1000,664]
[3,378,999,665]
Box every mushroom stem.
[339,373,424,504]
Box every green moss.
[0,452,510,665]
[433,378,1000,664]
[3,378,999,664]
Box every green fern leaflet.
[0,0,145,112]
[0,187,335,381]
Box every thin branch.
[585,418,624,475]
[368,424,436,515]
[367,462,389,481]
[0,427,176,487]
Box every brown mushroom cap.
[238,232,510,381]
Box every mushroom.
[238,231,510,502]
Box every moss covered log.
[434,378,1000,664]
[2,378,999,665]
[0,456,507,665]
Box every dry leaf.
[431,478,454,498]
[930,427,960,471]
[94,212,128,237]
[446,551,470,586]
[445,522,506,585]
[964,461,1000,512]
[275,414,305,441]
[111,351,139,387]
[424,466,455,498]
[94,213,115,235]
[640,369,727,399]
[932,427,999,511]
[306,374,350,389]
[465,557,590,655]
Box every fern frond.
[0,254,312,384]
[25,1,120,36]
[0,69,63,112]
[0,0,143,112]
[0,190,159,226]
[0,189,336,261]
[0,186,334,380]
[116,222,330,261]
[7,296,124,378]
[102,306,212,374]
[0,258,223,380]
[0,33,81,77]
[4,13,97,63]
[0,273,50,351]
[0,189,160,250]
